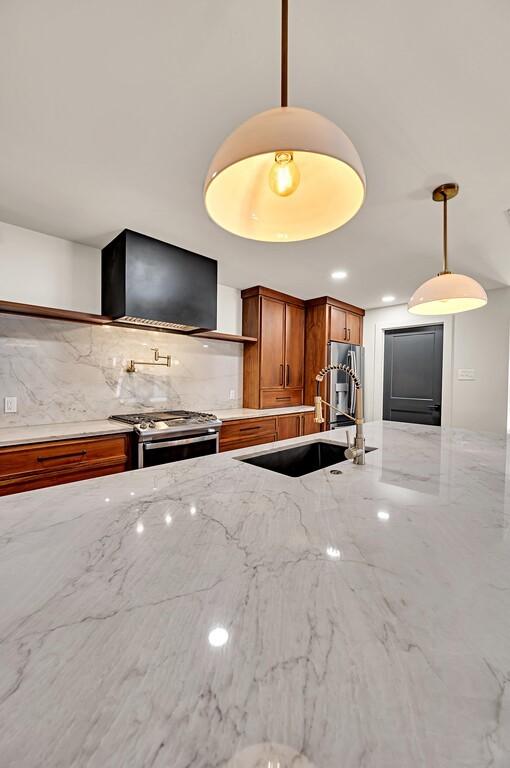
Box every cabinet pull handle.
[279,364,284,386]
[239,425,261,432]
[37,450,87,462]
[286,364,290,386]
[348,328,351,340]
[276,396,291,401]
[344,327,347,340]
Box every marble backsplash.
[0,314,243,427]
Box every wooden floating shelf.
[0,301,257,344]
[193,330,257,343]
[0,300,111,325]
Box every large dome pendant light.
[204,0,366,243]
[408,183,487,315]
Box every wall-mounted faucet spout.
[127,348,172,373]
[314,363,365,465]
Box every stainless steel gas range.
[110,410,222,468]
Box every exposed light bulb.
[269,151,300,197]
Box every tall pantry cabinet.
[241,286,305,409]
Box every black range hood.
[101,230,217,332]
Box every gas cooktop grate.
[110,410,216,425]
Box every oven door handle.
[144,433,218,450]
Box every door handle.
[144,434,217,449]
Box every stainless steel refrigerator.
[327,341,364,429]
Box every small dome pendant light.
[408,183,487,315]
[204,0,366,243]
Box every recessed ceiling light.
[331,270,348,280]
[382,295,395,303]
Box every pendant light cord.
[442,192,449,274]
[281,0,288,107]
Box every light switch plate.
[229,389,236,401]
[457,369,476,381]
[4,396,17,413]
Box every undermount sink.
[239,440,377,478]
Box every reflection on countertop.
[1,421,510,767]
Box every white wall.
[0,220,242,332]
[364,287,510,435]
[216,284,242,335]
[0,221,101,313]
[450,288,510,434]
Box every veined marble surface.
[0,313,243,427]
[0,407,315,447]
[1,421,510,767]
[0,418,132,447]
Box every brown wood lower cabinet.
[301,411,321,436]
[277,414,302,441]
[0,433,131,496]
[220,411,319,453]
[220,417,277,453]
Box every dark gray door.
[383,325,443,425]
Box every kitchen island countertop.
[1,421,510,767]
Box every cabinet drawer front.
[220,417,277,443]
[0,464,127,497]
[260,389,303,408]
[0,435,129,479]
[220,432,276,453]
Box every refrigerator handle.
[346,349,353,415]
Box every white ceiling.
[1,0,509,309]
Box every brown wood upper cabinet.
[330,306,362,345]
[304,296,365,407]
[260,297,285,389]
[284,303,305,388]
[242,286,305,408]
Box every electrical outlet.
[4,396,17,413]
[457,369,476,381]
[229,389,236,401]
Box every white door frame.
[372,315,454,427]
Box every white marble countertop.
[0,419,133,447]
[1,421,509,767]
[0,407,315,447]
[213,405,314,421]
